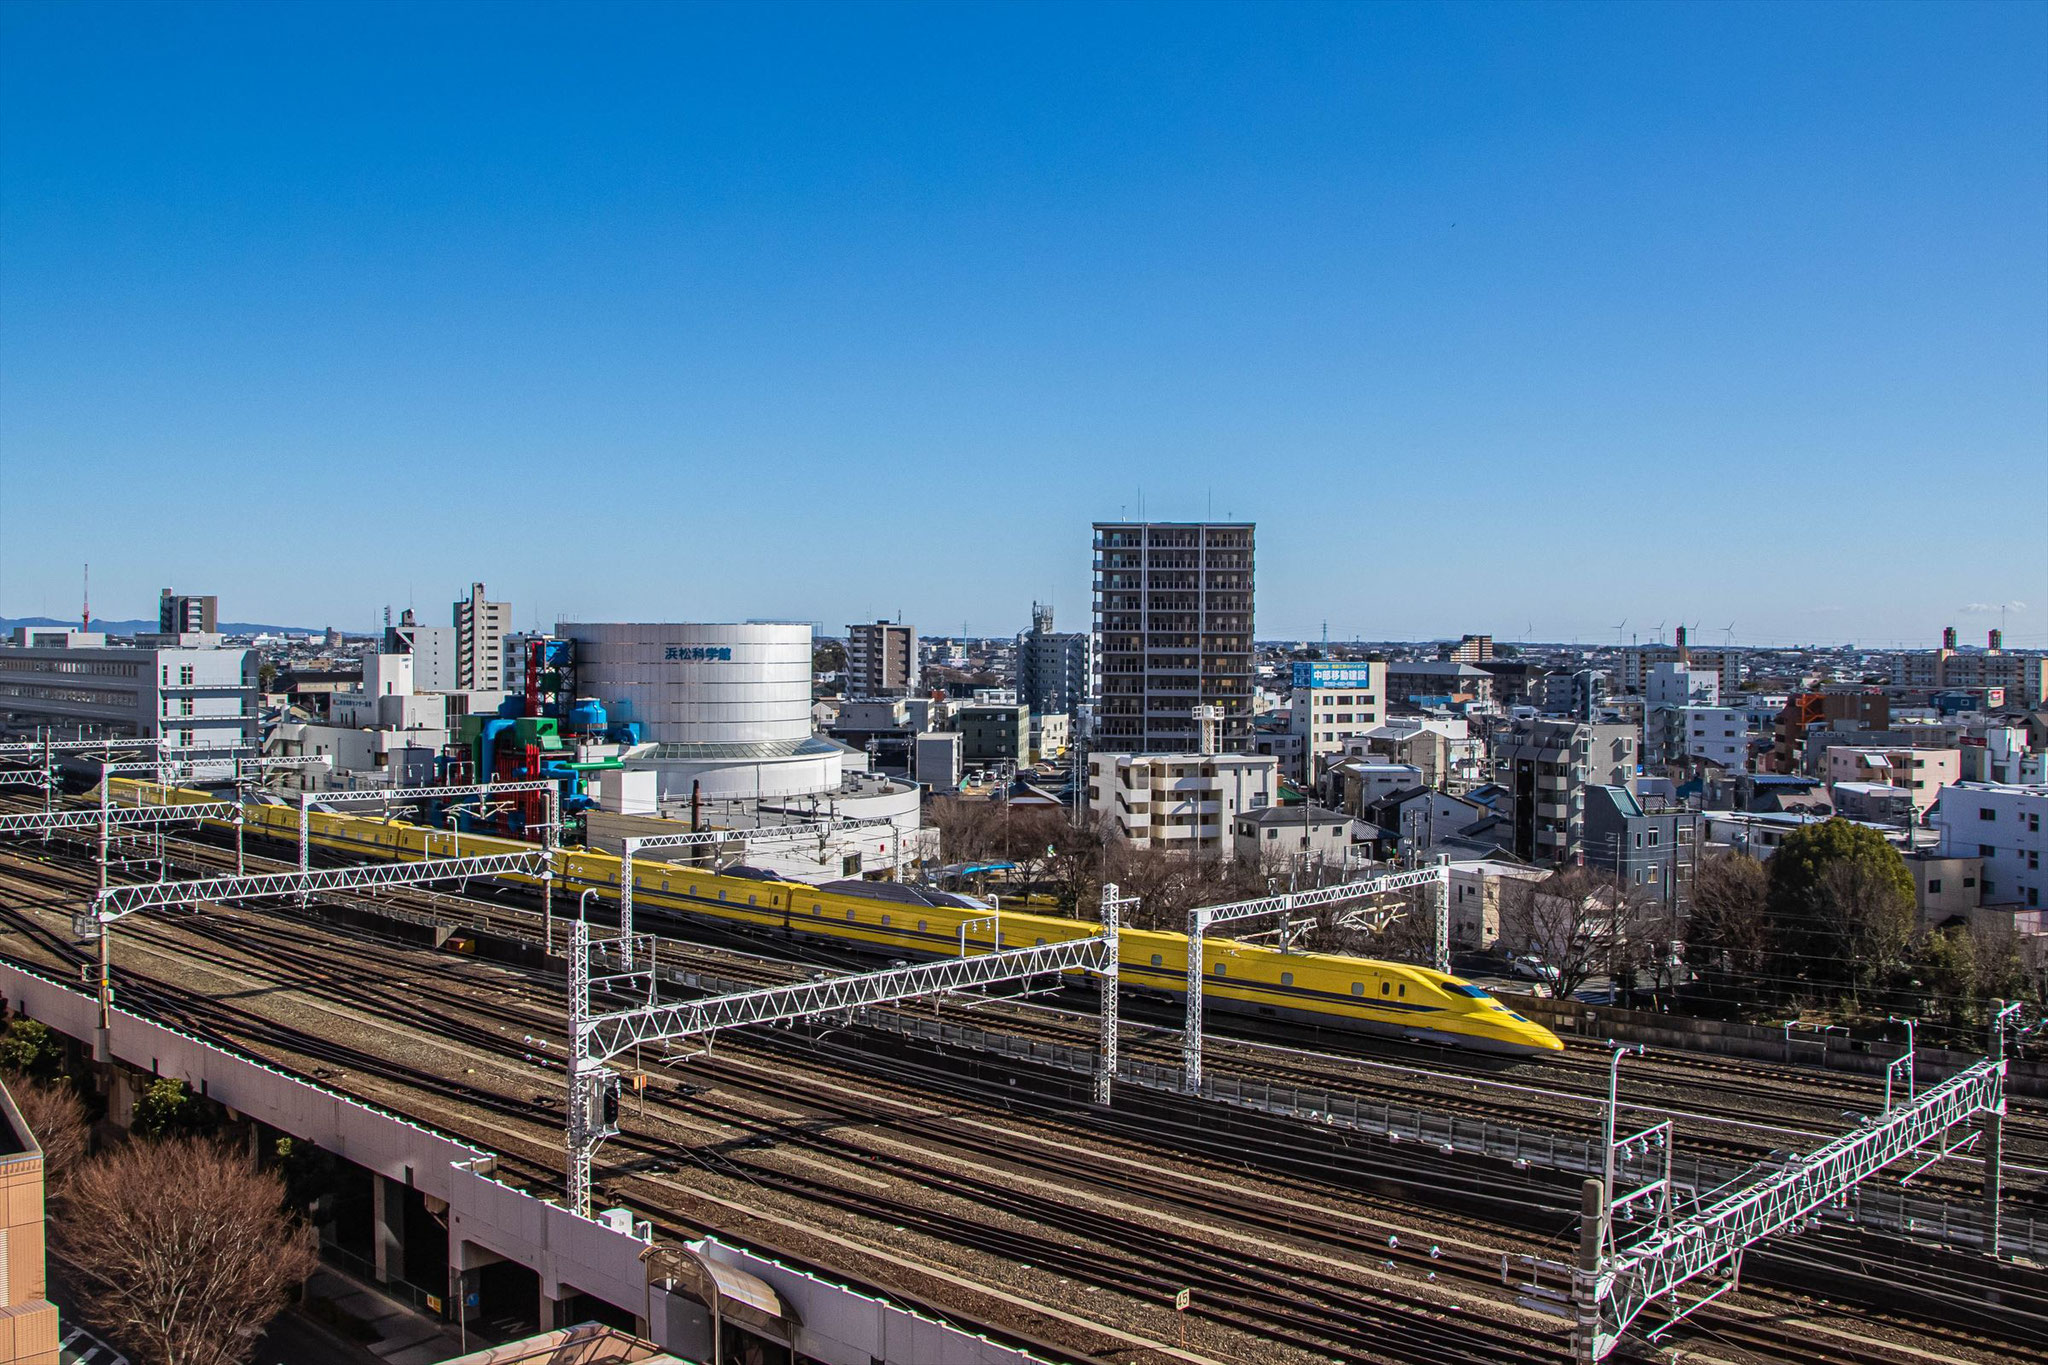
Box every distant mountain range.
[2,615,336,637]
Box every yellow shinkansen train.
[116,780,1563,1056]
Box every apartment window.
[179,697,194,717]
[1928,879,1942,893]
[1981,844,1996,858]
[1964,876,1977,888]
[178,728,193,747]
[179,665,194,685]
[1648,830,1660,847]
[1979,808,1997,821]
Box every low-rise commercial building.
[0,627,257,777]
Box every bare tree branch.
[57,1135,318,1365]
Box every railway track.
[0,810,2041,1361]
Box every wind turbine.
[1721,622,1737,646]
[1611,618,1628,647]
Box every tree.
[131,1077,202,1140]
[1498,867,1657,1002]
[1688,851,1772,985]
[59,1137,318,1365]
[1816,855,1915,1008]
[1766,819,1915,991]
[1917,927,1977,1027]
[7,1074,89,1193]
[0,1018,64,1079]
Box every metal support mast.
[1580,1042,2009,1359]
[1182,861,1450,1092]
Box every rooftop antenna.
[81,563,89,632]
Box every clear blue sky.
[3,1,2043,646]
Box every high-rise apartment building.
[1092,521,1254,753]
[1016,603,1092,719]
[846,620,918,697]
[453,582,511,692]
[158,588,218,634]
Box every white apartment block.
[1088,751,1276,858]
[1646,661,1720,710]
[0,628,257,777]
[1287,660,1385,783]
[454,582,511,691]
[1933,782,2047,910]
[1681,706,1749,772]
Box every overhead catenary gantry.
[562,881,1127,1217]
[1182,858,1450,1093]
[293,778,561,912]
[1576,1002,2018,1360]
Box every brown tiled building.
[0,1082,60,1364]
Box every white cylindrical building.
[561,622,841,801]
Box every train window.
[846,909,856,921]
[881,914,891,926]
[747,895,756,906]
[718,890,726,901]
[661,881,669,892]
[1151,954,1163,967]
[1381,982,1390,995]
[812,904,823,915]
[1214,963,1227,977]
[1036,937,1046,946]
[1351,982,1364,997]
[918,920,927,932]
[1280,972,1293,987]
[1444,983,1489,999]
[1397,984,1406,997]
[690,885,698,896]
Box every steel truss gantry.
[1578,1005,2016,1360]
[563,882,1126,1217]
[1182,859,1450,1092]
[295,779,560,913]
[614,816,896,967]
[83,848,553,929]
[0,736,164,759]
[0,800,239,837]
